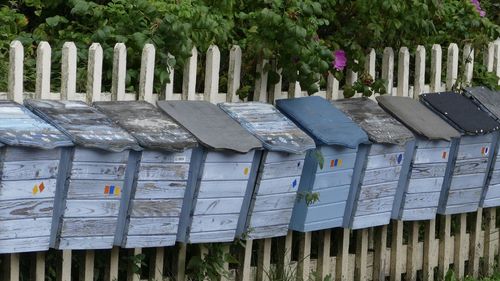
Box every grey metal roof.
[276,96,369,148]
[0,100,72,149]
[93,101,198,152]
[376,96,460,141]
[463,86,500,122]
[218,102,315,154]
[24,100,141,152]
[332,97,415,145]
[157,100,262,153]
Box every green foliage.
[0,0,498,96]
[297,191,320,206]
[187,244,238,281]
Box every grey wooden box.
[463,87,500,208]
[275,96,370,232]
[94,101,199,248]
[0,101,73,253]
[333,98,415,229]
[376,96,462,221]
[420,92,500,215]
[219,102,315,239]
[157,101,262,243]
[24,100,141,250]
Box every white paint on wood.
[86,43,103,103]
[61,42,77,100]
[326,73,341,100]
[61,250,72,281]
[204,45,221,103]
[446,43,459,90]
[36,41,51,99]
[8,40,23,103]
[36,252,45,281]
[365,49,376,100]
[397,47,410,97]
[493,41,500,85]
[430,44,442,92]
[463,44,474,85]
[257,239,271,281]
[164,53,177,100]
[254,60,269,102]
[182,47,198,101]
[84,250,94,281]
[414,45,426,98]
[111,43,127,101]
[382,47,394,96]
[227,45,242,102]
[139,44,156,104]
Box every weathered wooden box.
[462,87,500,208]
[93,101,199,248]
[420,92,499,214]
[157,101,262,243]
[376,96,461,221]
[0,101,73,253]
[24,100,141,250]
[219,102,315,239]
[333,98,415,229]
[275,96,369,232]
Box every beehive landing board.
[93,101,199,248]
[218,102,314,239]
[0,101,72,253]
[375,96,461,221]
[23,100,142,249]
[463,87,500,208]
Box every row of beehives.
[1,86,499,253]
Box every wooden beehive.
[24,100,141,250]
[420,92,500,214]
[376,96,462,221]
[93,101,199,248]
[0,101,73,253]
[157,101,262,243]
[275,96,370,232]
[219,102,315,239]
[333,98,415,229]
[461,87,500,208]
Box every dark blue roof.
[276,96,369,148]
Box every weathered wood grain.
[366,152,405,169]
[313,169,353,189]
[452,159,488,175]
[73,148,129,162]
[260,160,304,179]
[66,179,124,199]
[2,147,61,161]
[401,207,437,221]
[127,217,179,235]
[403,192,441,209]
[137,163,189,181]
[123,235,177,248]
[355,196,395,216]
[205,151,255,163]
[407,177,444,193]
[193,198,244,215]
[362,166,402,185]
[2,160,59,180]
[413,147,450,163]
[352,212,392,229]
[0,199,53,220]
[64,199,120,217]
[60,218,117,237]
[0,217,52,239]
[447,188,483,205]
[70,162,126,180]
[198,180,249,198]
[134,181,187,199]
[251,192,297,212]
[0,178,56,200]
[188,230,235,243]
[201,163,252,180]
[449,173,485,189]
[0,236,51,253]
[456,143,491,160]
[359,181,399,199]
[140,149,192,163]
[190,214,239,232]
[58,236,114,250]
[130,199,182,217]
[249,209,293,228]
[410,163,447,179]
[317,153,357,172]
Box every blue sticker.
[397,154,403,164]
[292,179,297,188]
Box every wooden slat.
[382,47,394,96]
[318,230,332,279]
[8,253,20,281]
[86,43,103,103]
[8,40,24,103]
[128,248,142,281]
[397,47,410,97]
[336,228,350,281]
[237,240,253,281]
[276,231,292,276]
[297,233,311,281]
[221,245,230,281]
[111,43,127,101]
[355,229,368,281]
[36,252,45,281]
[430,44,442,92]
[438,215,451,280]
[422,219,435,281]
[390,220,403,281]
[35,41,51,99]
[139,44,156,104]
[61,250,72,281]
[182,47,198,101]
[373,225,387,281]
[454,214,466,279]
[414,46,426,98]
[177,243,187,281]
[84,250,95,281]
[483,208,496,276]
[109,247,119,281]
[406,222,419,281]
[468,209,482,278]
[446,43,459,90]
[61,42,77,101]
[204,45,221,103]
[227,45,242,102]
[153,247,164,281]
[254,60,269,102]
[257,239,271,281]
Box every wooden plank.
[138,163,189,181]
[8,253,19,281]
[86,43,103,103]
[176,243,187,281]
[61,218,117,237]
[336,228,350,281]
[111,43,127,101]
[84,250,94,281]
[359,181,398,199]
[355,229,368,281]
[201,163,253,181]
[397,47,410,97]
[127,217,179,235]
[0,199,53,220]
[67,180,126,199]
[64,199,120,217]
[0,237,50,253]
[452,159,488,175]
[124,235,176,248]
[483,208,496,276]
[237,240,253,281]
[140,150,192,163]
[453,213,466,279]
[313,170,353,189]
[182,47,198,101]
[128,248,141,281]
[138,44,155,104]
[189,230,236,243]
[276,231,292,277]
[109,247,119,281]
[0,178,57,200]
[423,219,435,281]
[8,40,24,103]
[406,177,444,193]
[35,41,51,99]
[227,45,242,102]
[249,209,293,228]
[0,217,51,239]
[257,238,271,281]
[414,45,426,98]
[355,196,396,216]
[438,215,451,280]
[2,160,59,180]
[403,192,440,209]
[3,147,61,161]
[373,225,387,281]
[198,180,248,198]
[193,197,244,215]
[61,250,72,281]
[252,192,296,212]
[446,43,459,90]
[131,199,182,217]
[204,45,221,103]
[73,148,129,162]
[36,252,45,281]
[154,247,164,281]
[70,162,127,180]
[382,47,394,96]
[406,222,419,281]
[410,163,447,179]
[352,212,392,230]
[261,160,305,179]
[467,208,482,278]
[362,166,402,185]
[190,214,239,232]
[390,220,403,281]
[317,230,331,279]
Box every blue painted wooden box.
[93,101,199,248]
[24,100,142,250]
[333,98,415,229]
[157,101,262,243]
[462,87,500,208]
[420,92,500,214]
[376,96,462,221]
[275,96,369,232]
[219,102,315,239]
[0,101,73,253]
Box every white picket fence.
[0,39,500,281]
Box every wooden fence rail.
[0,39,500,281]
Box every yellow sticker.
[32,184,39,195]
[243,167,249,175]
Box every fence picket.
[36,252,45,281]
[288,81,301,99]
[437,215,451,280]
[446,43,459,90]
[463,44,474,85]
[86,43,103,103]
[468,209,482,278]
[182,47,198,101]
[269,67,282,104]
[109,247,119,281]
[430,44,442,92]
[397,47,410,97]
[153,248,164,281]
[164,54,176,100]
[111,43,127,101]
[483,208,496,276]
[414,46,426,98]
[254,60,269,102]
[257,239,272,281]
[365,49,376,100]
[326,73,341,100]
[237,240,253,281]
[61,42,77,101]
[228,45,242,102]
[204,45,221,103]
[318,230,332,279]
[373,225,387,281]
[8,253,20,281]
[139,44,156,104]
[35,41,51,99]
[8,40,23,103]
[454,214,466,279]
[61,250,72,281]
[406,222,419,281]
[355,229,368,281]
[297,232,311,281]
[390,220,403,281]
[84,250,95,281]
[494,41,500,84]
[276,231,293,276]
[382,47,394,96]
[422,219,435,281]
[335,228,350,281]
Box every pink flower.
[332,50,347,71]
[471,0,486,17]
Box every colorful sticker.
[330,159,343,168]
[32,182,45,195]
[174,155,187,162]
[243,167,249,175]
[397,154,403,164]
[292,179,297,188]
[481,146,489,156]
[104,185,121,196]
[442,151,447,159]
